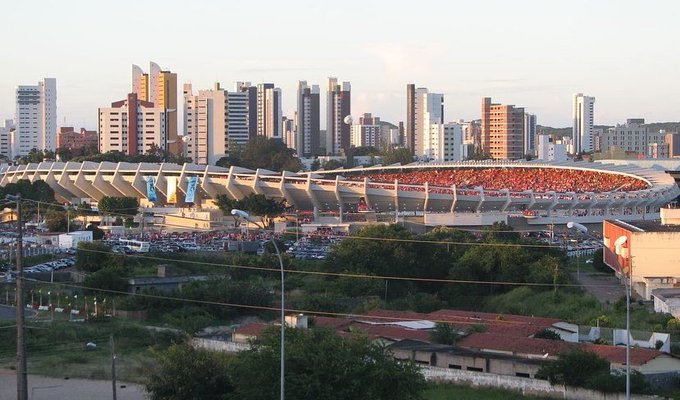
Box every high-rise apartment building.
[573,93,595,154]
[326,78,351,155]
[428,122,463,162]
[0,119,14,160]
[406,84,416,151]
[296,81,320,157]
[227,86,250,147]
[523,113,537,156]
[350,113,382,148]
[405,84,444,158]
[182,82,250,165]
[14,78,57,156]
[283,116,296,151]
[183,83,227,165]
[235,82,258,140]
[131,62,178,153]
[99,93,166,155]
[255,83,282,140]
[481,97,525,160]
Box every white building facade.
[99,93,166,156]
[14,78,57,156]
[536,135,568,162]
[296,81,320,156]
[0,119,14,160]
[427,122,463,162]
[572,93,595,154]
[256,83,282,140]
[350,113,382,148]
[183,83,227,165]
[414,88,444,158]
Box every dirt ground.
[0,368,146,400]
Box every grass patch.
[484,286,673,333]
[424,383,551,399]
[0,318,183,383]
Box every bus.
[118,239,150,253]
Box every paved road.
[571,272,626,304]
[0,369,146,400]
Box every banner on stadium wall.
[146,177,157,202]
[185,176,198,203]
[167,177,178,204]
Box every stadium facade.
[0,161,677,226]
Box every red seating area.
[345,167,649,194]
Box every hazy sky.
[2,0,679,130]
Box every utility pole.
[110,334,117,400]
[8,194,28,400]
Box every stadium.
[0,160,678,227]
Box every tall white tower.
[572,93,595,154]
[14,78,57,156]
[413,88,444,158]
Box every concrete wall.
[191,338,250,352]
[424,212,507,226]
[421,366,661,400]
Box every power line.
[18,279,579,330]
[64,245,622,290]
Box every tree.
[83,267,129,294]
[430,323,460,345]
[216,193,286,228]
[17,148,56,164]
[533,329,562,341]
[467,148,492,161]
[76,242,113,272]
[231,327,425,400]
[146,343,234,400]
[56,147,74,162]
[381,147,413,166]
[322,159,345,170]
[98,196,139,226]
[216,142,245,168]
[85,223,105,240]
[44,208,68,232]
[537,348,609,387]
[592,248,612,274]
[222,135,302,172]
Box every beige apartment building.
[98,92,166,155]
[603,208,680,300]
[132,62,178,153]
[481,97,525,160]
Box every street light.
[567,221,630,399]
[231,209,285,400]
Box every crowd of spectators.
[344,167,649,194]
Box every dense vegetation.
[146,327,424,400]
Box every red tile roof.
[584,343,664,366]
[312,316,352,330]
[458,333,664,366]
[233,322,268,337]
[459,332,574,357]
[345,322,432,342]
[360,309,557,337]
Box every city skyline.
[2,0,680,130]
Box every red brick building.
[56,127,97,152]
